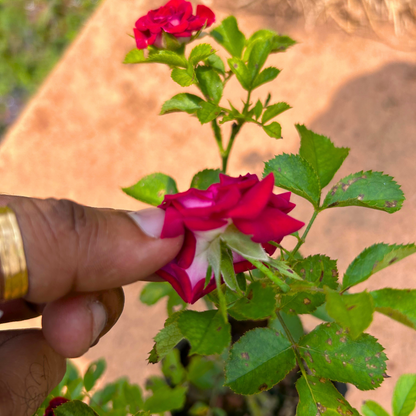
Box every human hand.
[0,196,183,416]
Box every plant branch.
[288,210,319,262]
[276,311,309,380]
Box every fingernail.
[128,208,166,238]
[89,301,107,347]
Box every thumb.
[1,196,182,304]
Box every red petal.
[189,278,217,304]
[234,207,305,243]
[195,5,215,27]
[184,217,227,231]
[156,268,188,303]
[176,230,196,269]
[228,173,274,219]
[160,207,184,238]
[269,192,296,213]
[133,28,156,49]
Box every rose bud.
[44,397,69,416]
[131,173,304,304]
[133,0,215,49]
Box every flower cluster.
[134,0,215,49]
[153,173,304,303]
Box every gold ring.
[0,207,28,301]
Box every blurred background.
[1,0,416,413]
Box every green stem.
[276,311,309,380]
[222,122,242,173]
[248,259,290,293]
[211,119,225,154]
[288,210,319,262]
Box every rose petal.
[176,230,196,269]
[184,217,228,231]
[269,192,296,213]
[227,173,274,219]
[234,207,305,243]
[195,5,216,27]
[160,206,185,238]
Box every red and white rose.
[139,173,304,304]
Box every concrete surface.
[1,0,416,412]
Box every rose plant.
[36,0,416,415]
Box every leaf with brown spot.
[225,328,296,395]
[325,289,374,339]
[343,243,416,289]
[299,323,387,390]
[323,171,404,213]
[296,375,360,416]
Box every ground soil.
[1,0,416,412]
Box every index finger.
[1,196,182,304]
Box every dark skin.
[0,196,183,416]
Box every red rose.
[134,0,215,49]
[139,173,304,304]
[44,397,69,416]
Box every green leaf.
[221,243,239,291]
[228,57,250,90]
[196,101,222,124]
[187,356,223,390]
[297,124,350,188]
[171,67,196,86]
[371,289,416,330]
[252,67,280,89]
[270,35,297,52]
[279,255,338,315]
[195,66,223,104]
[268,258,302,280]
[221,224,268,261]
[178,310,231,355]
[160,93,203,115]
[123,48,145,64]
[264,153,321,207]
[323,171,404,212]
[247,39,272,83]
[123,48,188,68]
[225,328,296,394]
[262,102,291,124]
[149,312,184,363]
[122,173,178,206]
[191,169,221,190]
[140,282,186,316]
[393,374,416,416]
[325,289,374,339]
[263,122,282,139]
[204,54,226,74]
[362,401,391,416]
[144,386,187,414]
[162,349,186,386]
[343,243,416,290]
[123,382,144,413]
[269,311,304,342]
[189,43,216,65]
[210,16,245,58]
[296,375,360,416]
[146,49,188,67]
[253,99,263,120]
[54,401,99,416]
[299,323,387,390]
[228,281,277,320]
[84,359,106,392]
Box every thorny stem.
[288,210,319,262]
[248,259,290,293]
[211,89,252,173]
[276,311,309,380]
